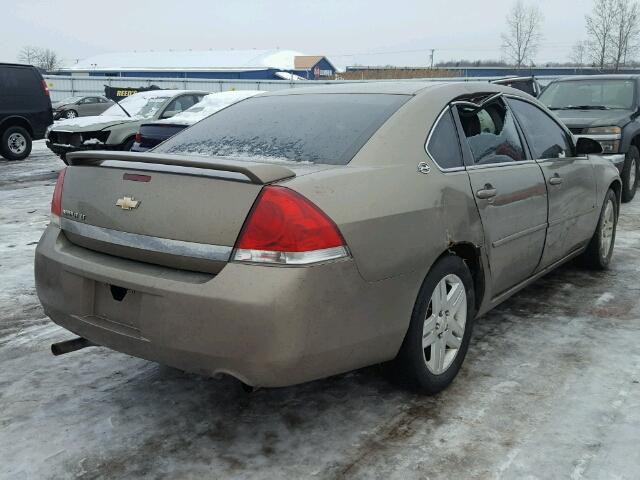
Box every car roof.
[0,62,37,68]
[550,74,640,82]
[260,81,525,98]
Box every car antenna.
[114,98,131,117]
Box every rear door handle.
[476,184,497,199]
[549,175,563,186]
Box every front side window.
[507,98,573,160]
[166,95,197,114]
[154,93,410,165]
[426,109,463,169]
[456,99,525,165]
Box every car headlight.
[584,126,622,153]
[45,125,53,138]
[597,140,620,153]
[585,126,622,135]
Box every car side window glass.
[456,99,525,165]
[166,96,197,113]
[426,109,464,169]
[507,98,573,159]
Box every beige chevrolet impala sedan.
[35,82,621,394]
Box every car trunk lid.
[59,151,298,274]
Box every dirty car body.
[35,82,621,391]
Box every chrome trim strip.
[60,219,232,262]
[466,159,537,170]
[492,223,547,248]
[424,106,467,173]
[575,134,621,141]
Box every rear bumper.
[35,225,417,387]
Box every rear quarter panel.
[288,84,485,284]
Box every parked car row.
[2,58,640,207]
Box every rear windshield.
[153,93,410,165]
[540,79,636,110]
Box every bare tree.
[571,40,588,66]
[610,0,640,70]
[17,46,63,71]
[35,48,62,72]
[18,46,40,65]
[501,1,544,68]
[586,0,620,69]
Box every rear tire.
[0,126,32,161]
[393,255,475,395]
[582,188,618,270]
[621,146,639,203]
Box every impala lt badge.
[116,196,140,210]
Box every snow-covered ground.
[1,145,639,479]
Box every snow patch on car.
[156,90,265,126]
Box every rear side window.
[426,109,463,169]
[154,94,410,165]
[507,98,573,159]
[457,99,525,165]
[0,67,40,95]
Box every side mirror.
[161,110,178,119]
[575,137,603,155]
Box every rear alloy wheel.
[621,145,639,202]
[583,188,618,270]
[64,110,78,119]
[394,255,475,394]
[1,126,32,161]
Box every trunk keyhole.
[109,285,128,302]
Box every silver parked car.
[35,82,621,394]
[51,95,114,120]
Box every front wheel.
[393,255,475,394]
[64,110,78,119]
[0,126,32,160]
[621,146,639,203]
[582,188,618,270]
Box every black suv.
[540,75,640,202]
[0,63,53,160]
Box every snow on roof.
[157,90,265,125]
[69,49,307,72]
[274,71,306,80]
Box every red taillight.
[50,168,67,225]
[42,79,50,96]
[135,132,142,144]
[233,186,348,265]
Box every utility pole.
[429,49,435,69]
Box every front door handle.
[549,174,563,186]
[476,184,497,199]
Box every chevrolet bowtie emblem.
[116,196,140,210]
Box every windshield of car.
[101,94,171,118]
[540,79,636,110]
[153,93,410,165]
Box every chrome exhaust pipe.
[51,337,94,356]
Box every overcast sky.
[1,0,593,68]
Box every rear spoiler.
[66,151,296,185]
